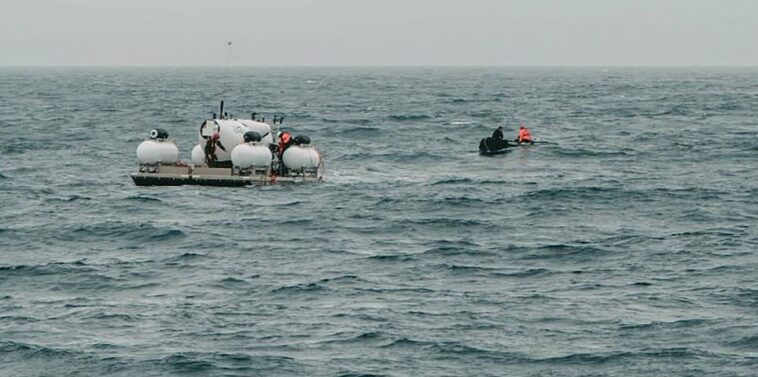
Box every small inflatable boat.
[479,137,513,155]
[478,137,548,155]
[131,102,324,187]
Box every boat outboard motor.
[244,131,262,143]
[150,128,169,140]
[293,135,311,145]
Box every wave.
[362,150,444,163]
[317,274,361,284]
[79,312,138,322]
[0,261,95,279]
[552,147,630,158]
[379,338,525,361]
[217,276,246,284]
[0,340,80,359]
[536,347,718,364]
[519,186,639,202]
[720,287,758,307]
[317,331,384,346]
[143,351,299,374]
[536,351,631,365]
[400,217,485,227]
[435,263,496,274]
[266,200,304,207]
[492,268,553,278]
[0,315,39,323]
[518,244,610,261]
[161,252,209,264]
[670,227,747,238]
[387,114,431,121]
[45,194,92,203]
[319,117,342,123]
[598,234,666,248]
[271,218,314,226]
[270,282,327,294]
[382,195,486,208]
[123,195,163,203]
[157,353,216,373]
[429,177,510,186]
[55,222,186,243]
[330,312,390,323]
[353,286,436,295]
[630,281,654,286]
[619,318,713,331]
[366,254,417,262]
[420,239,488,256]
[727,334,758,350]
[338,125,381,133]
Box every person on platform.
[204,132,220,167]
[278,131,293,157]
[276,131,294,175]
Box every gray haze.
[2,0,757,66]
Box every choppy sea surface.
[1,67,757,376]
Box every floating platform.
[132,101,325,187]
[131,165,322,187]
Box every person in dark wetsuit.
[204,132,219,167]
[492,126,504,140]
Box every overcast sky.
[1,0,757,66]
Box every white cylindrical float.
[136,140,179,164]
[282,146,321,170]
[190,144,205,166]
[231,143,273,169]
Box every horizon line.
[1,64,757,69]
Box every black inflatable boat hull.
[479,137,513,155]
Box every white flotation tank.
[282,145,321,170]
[136,128,179,164]
[231,143,272,169]
[190,144,205,166]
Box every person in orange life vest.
[277,131,293,157]
[515,124,533,143]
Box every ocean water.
[1,67,757,376]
